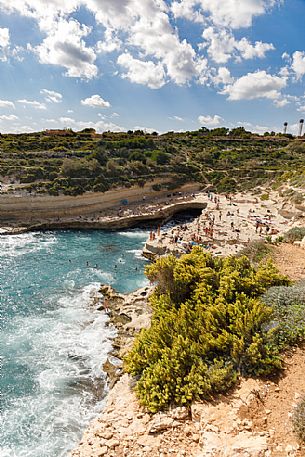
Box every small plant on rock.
[292,397,305,443]
[283,227,305,243]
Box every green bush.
[215,177,237,193]
[260,193,269,201]
[151,150,171,165]
[61,158,101,178]
[239,240,273,263]
[262,282,305,348]
[283,227,305,243]
[125,248,289,412]
[152,183,162,191]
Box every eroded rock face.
[69,374,201,457]
[97,284,152,388]
[69,374,276,457]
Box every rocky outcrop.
[97,284,152,388]
[0,195,206,236]
[69,374,200,457]
[0,181,201,224]
[70,363,305,457]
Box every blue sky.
[0,0,305,134]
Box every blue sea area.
[0,229,149,457]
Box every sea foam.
[0,229,149,457]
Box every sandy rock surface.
[144,190,305,259]
[70,349,305,457]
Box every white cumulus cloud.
[34,18,97,79]
[96,29,121,54]
[206,0,277,28]
[222,71,286,101]
[201,27,274,64]
[0,27,9,48]
[273,98,289,108]
[0,99,15,109]
[44,115,124,133]
[212,67,234,85]
[118,52,166,89]
[0,0,79,31]
[0,27,10,61]
[17,99,47,109]
[0,114,18,121]
[81,94,111,108]
[291,51,305,80]
[198,114,223,127]
[40,89,62,103]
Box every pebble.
[192,433,200,443]
[100,431,113,440]
[108,439,120,449]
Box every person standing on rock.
[103,298,110,313]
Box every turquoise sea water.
[0,229,149,457]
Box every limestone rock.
[98,446,108,456]
[148,415,177,434]
[170,406,189,420]
[107,438,119,449]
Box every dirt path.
[273,244,305,281]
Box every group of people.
[146,190,283,257]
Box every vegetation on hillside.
[1,127,305,196]
[262,281,305,349]
[282,227,305,243]
[125,248,294,412]
[293,395,305,443]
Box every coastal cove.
[0,229,150,457]
[2,2,305,453]
[1,189,305,457]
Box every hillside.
[70,244,305,457]
[1,128,305,199]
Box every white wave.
[117,230,148,239]
[0,447,13,457]
[130,277,150,290]
[0,282,116,457]
[0,391,107,457]
[90,270,114,283]
[63,279,76,290]
[126,249,145,259]
[0,232,56,258]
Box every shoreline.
[0,181,202,228]
[143,190,305,260]
[0,194,206,236]
[3,187,304,456]
[69,189,305,457]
